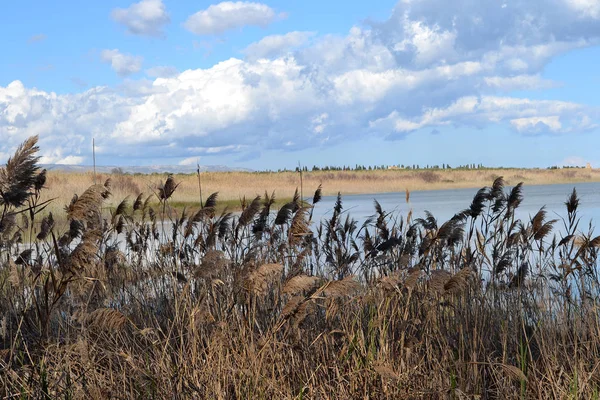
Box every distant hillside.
[41,164,253,174]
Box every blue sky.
[1,0,599,170]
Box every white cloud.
[512,112,596,134]
[370,96,591,135]
[484,75,559,91]
[111,0,170,37]
[394,21,457,66]
[243,31,315,59]
[2,0,600,164]
[40,149,85,165]
[184,2,279,35]
[311,113,329,134]
[297,27,397,73]
[0,80,138,164]
[566,0,600,19]
[510,116,562,133]
[58,156,85,165]
[101,49,143,77]
[179,156,200,166]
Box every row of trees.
[111,164,590,176]
[289,163,489,173]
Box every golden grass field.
[42,167,600,213]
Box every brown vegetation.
[40,166,600,216]
[2,137,600,398]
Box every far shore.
[36,167,600,217]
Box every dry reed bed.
[1,136,600,398]
[41,167,600,212]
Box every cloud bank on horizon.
[1,0,599,168]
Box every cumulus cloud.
[0,80,137,164]
[393,21,457,66]
[2,0,600,164]
[484,75,559,91]
[111,0,170,37]
[101,49,143,77]
[510,116,563,134]
[567,0,600,19]
[243,31,315,59]
[184,2,280,35]
[370,96,594,136]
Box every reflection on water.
[312,181,600,231]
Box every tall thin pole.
[197,163,203,209]
[92,138,97,185]
[298,161,303,205]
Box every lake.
[311,181,600,232]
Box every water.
[18,181,595,256]
[311,182,600,232]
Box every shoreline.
[38,168,600,215]
[321,177,600,197]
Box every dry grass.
[40,167,600,213]
[3,137,600,398]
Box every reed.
[1,137,600,398]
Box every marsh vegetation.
[2,136,600,398]
[40,164,600,219]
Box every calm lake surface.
[311,182,600,232]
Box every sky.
[1,0,600,170]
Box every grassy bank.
[41,167,600,215]
[3,137,600,398]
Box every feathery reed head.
[158,174,179,200]
[0,135,40,208]
[247,263,284,295]
[283,274,321,295]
